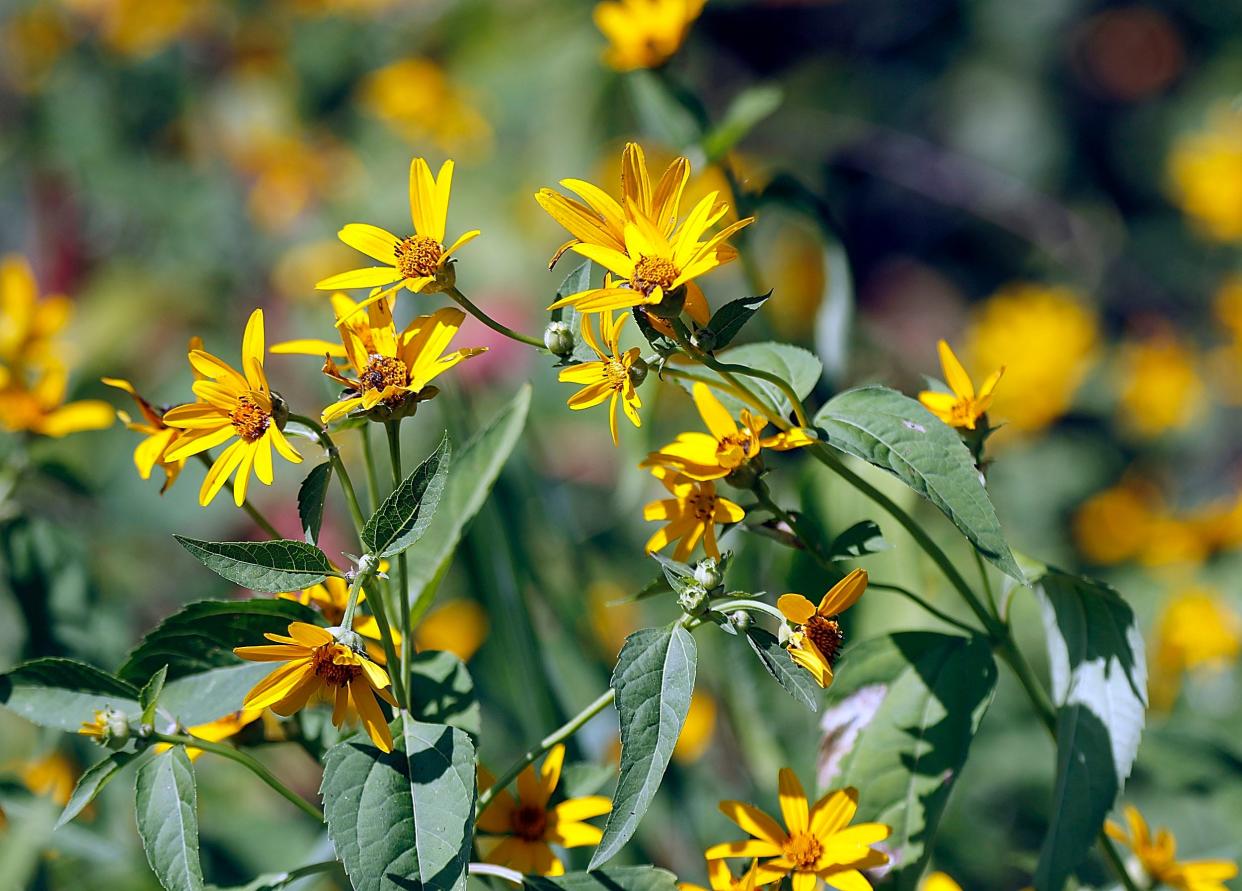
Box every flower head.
[918,340,1003,431]
[415,599,490,662]
[477,744,611,876]
[1167,106,1242,243]
[0,254,70,374]
[777,569,868,688]
[162,309,302,506]
[679,859,761,891]
[644,465,745,561]
[1106,805,1238,891]
[102,377,185,493]
[705,767,890,891]
[0,363,114,437]
[1115,333,1204,437]
[280,573,400,664]
[594,0,705,72]
[558,309,644,445]
[1149,586,1242,710]
[234,621,397,753]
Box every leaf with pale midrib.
[744,626,818,711]
[297,462,332,544]
[173,537,334,593]
[135,747,204,891]
[0,658,140,731]
[363,434,451,558]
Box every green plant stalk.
[383,420,414,699]
[192,453,281,538]
[287,414,367,537]
[711,598,787,622]
[974,549,1002,621]
[361,576,407,709]
[153,733,323,821]
[868,582,982,636]
[446,285,545,349]
[339,565,371,631]
[361,423,382,515]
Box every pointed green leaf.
[702,292,771,351]
[744,626,818,711]
[826,520,891,559]
[297,462,333,545]
[408,651,480,737]
[173,537,334,593]
[0,658,140,731]
[526,867,680,891]
[140,666,168,725]
[363,434,451,558]
[674,342,821,418]
[56,751,142,829]
[135,747,204,891]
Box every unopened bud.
[628,357,649,386]
[678,584,710,617]
[544,321,575,356]
[691,328,717,352]
[693,558,722,590]
[729,610,752,631]
[645,284,687,320]
[270,391,290,431]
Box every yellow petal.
[777,768,809,834]
[936,340,974,400]
[778,593,817,625]
[817,569,868,617]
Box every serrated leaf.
[159,662,278,728]
[321,716,476,891]
[674,342,821,419]
[812,387,1023,581]
[135,747,203,891]
[702,292,771,350]
[297,462,332,545]
[590,626,696,869]
[702,85,783,162]
[0,658,140,731]
[363,434,451,558]
[744,626,818,711]
[525,867,680,891]
[140,666,168,724]
[1032,570,1147,891]
[408,651,480,736]
[818,632,997,889]
[56,751,142,829]
[174,537,334,593]
[826,521,890,560]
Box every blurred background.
[1,0,1240,888]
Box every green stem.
[751,478,834,567]
[339,565,371,632]
[361,424,382,515]
[384,421,413,699]
[152,733,323,821]
[974,549,1001,621]
[660,366,773,416]
[288,414,367,536]
[869,582,980,635]
[446,285,545,349]
[361,576,407,709]
[1099,831,1144,891]
[192,453,281,539]
[712,598,787,623]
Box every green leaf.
[363,434,451,558]
[135,747,204,891]
[56,751,142,829]
[702,85,783,162]
[159,662,277,728]
[408,651,480,737]
[744,626,818,711]
[590,625,697,869]
[1032,570,1147,891]
[0,658,140,731]
[702,292,771,351]
[140,666,168,724]
[525,867,680,891]
[173,537,334,593]
[677,342,821,419]
[321,716,477,891]
[826,521,891,560]
[297,462,333,545]
[625,70,701,151]
[407,386,531,624]
[820,632,998,889]
[118,599,317,683]
[812,386,1023,580]
[549,262,601,366]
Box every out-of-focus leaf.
[675,342,821,419]
[625,70,702,151]
[363,434,450,558]
[297,462,332,545]
[56,751,143,829]
[135,747,203,891]
[702,85,783,162]
[826,521,891,559]
[744,626,818,711]
[0,658,140,730]
[159,662,276,728]
[814,238,855,384]
[408,651,480,737]
[526,867,680,891]
[173,538,334,593]
[702,292,771,350]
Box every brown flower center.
[716,432,755,466]
[686,490,719,522]
[311,643,363,688]
[804,615,844,665]
[605,358,629,391]
[395,234,443,280]
[783,832,823,869]
[630,255,678,296]
[230,395,271,442]
[510,804,548,841]
[361,354,409,395]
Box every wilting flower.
[642,383,812,481]
[359,58,491,155]
[1106,805,1238,891]
[778,569,868,688]
[316,157,480,313]
[1115,332,1205,437]
[679,860,760,891]
[558,309,644,445]
[0,364,114,437]
[477,744,611,876]
[644,465,745,561]
[593,0,705,72]
[162,309,302,506]
[1149,586,1242,710]
[155,708,264,760]
[918,339,1003,431]
[1167,107,1242,243]
[705,767,890,891]
[234,621,397,753]
[102,377,185,493]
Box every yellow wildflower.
[101,377,185,493]
[1106,805,1238,891]
[1115,333,1205,436]
[0,363,114,437]
[1167,107,1242,242]
[1072,478,1158,565]
[1149,586,1242,711]
[359,58,491,155]
[162,309,302,507]
[477,744,612,876]
[644,465,745,561]
[155,708,263,760]
[0,254,70,373]
[60,0,207,58]
[679,860,760,891]
[280,576,395,664]
[920,874,961,891]
[918,340,1003,431]
[414,599,490,663]
[234,621,397,753]
[777,569,868,689]
[559,309,644,445]
[19,752,78,807]
[673,690,718,763]
[1,5,71,94]
[705,767,890,891]
[593,0,705,72]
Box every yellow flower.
[593,0,705,72]
[477,744,612,876]
[920,874,961,891]
[777,569,868,689]
[60,0,208,58]
[359,58,491,155]
[0,363,115,437]
[101,377,185,493]
[1149,586,1242,710]
[316,157,480,312]
[154,708,264,761]
[162,309,302,506]
[705,767,890,891]
[680,860,761,891]
[673,690,717,763]
[559,310,644,445]
[1167,107,1242,242]
[0,254,70,374]
[1106,805,1238,891]
[280,576,396,664]
[966,283,1098,435]
[1072,478,1158,565]
[19,752,78,807]
[644,465,745,561]
[415,599,490,663]
[642,383,812,481]
[1115,333,1205,437]
[918,340,1003,431]
[234,621,397,753]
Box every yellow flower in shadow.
[415,599,490,663]
[644,465,745,561]
[102,376,185,493]
[1107,805,1238,891]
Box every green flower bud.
[729,610,752,632]
[693,558,723,590]
[678,583,710,617]
[628,356,649,386]
[544,321,575,356]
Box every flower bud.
[628,356,649,386]
[424,258,457,295]
[678,583,710,617]
[544,321,575,356]
[724,461,760,490]
[327,625,366,654]
[693,558,722,590]
[691,328,717,352]
[729,610,752,632]
[270,391,290,431]
[645,284,687,320]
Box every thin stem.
[974,549,1001,621]
[446,285,545,349]
[288,414,367,536]
[475,688,616,816]
[361,576,406,707]
[1099,831,1144,891]
[361,424,382,515]
[153,733,322,821]
[711,358,811,427]
[660,366,772,416]
[384,421,413,699]
[469,863,524,885]
[752,478,835,569]
[869,583,980,635]
[192,453,281,539]
[340,562,373,632]
[712,598,787,623]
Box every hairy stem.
[384,420,413,700]
[446,285,545,349]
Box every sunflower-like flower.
[477,744,612,876]
[777,569,868,688]
[101,376,186,493]
[316,157,480,315]
[705,768,890,891]
[162,309,302,507]
[0,363,115,437]
[558,309,644,445]
[280,575,397,664]
[234,621,397,753]
[644,465,745,560]
[680,861,760,891]
[0,253,70,374]
[917,340,1003,431]
[1106,805,1238,891]
[593,0,705,72]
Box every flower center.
[361,354,410,395]
[631,255,678,296]
[230,395,271,442]
[311,643,363,688]
[804,615,844,665]
[605,358,629,391]
[395,234,443,280]
[716,432,755,467]
[510,803,548,841]
[783,832,823,869]
[686,490,718,522]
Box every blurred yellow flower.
[0,364,115,438]
[777,569,867,689]
[1115,333,1204,437]
[1167,107,1242,242]
[594,0,705,72]
[359,59,491,156]
[415,599,490,663]
[60,0,208,58]
[240,132,353,233]
[477,744,612,876]
[155,708,264,761]
[587,581,639,659]
[1073,478,1158,565]
[0,254,71,376]
[1214,274,1242,345]
[966,283,1098,434]
[102,377,185,493]
[673,690,717,763]
[918,339,1004,431]
[644,465,745,561]
[19,752,78,807]
[920,874,961,891]
[679,859,760,891]
[1106,805,1238,891]
[559,310,644,445]
[1149,586,1241,710]
[0,5,70,94]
